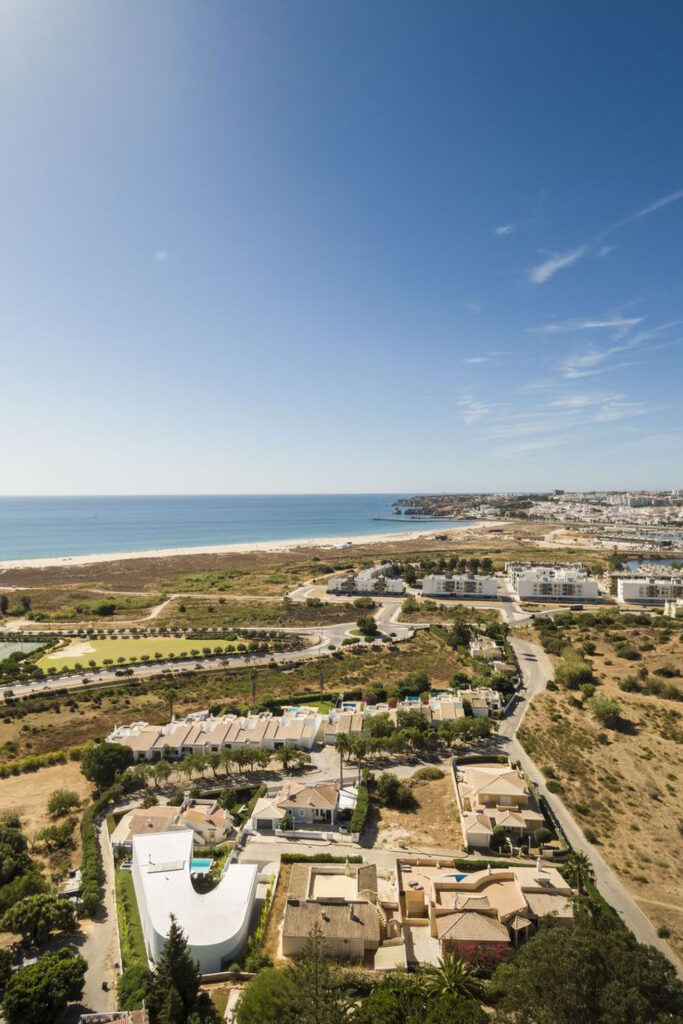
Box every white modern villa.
[132,830,257,973]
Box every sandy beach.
[0,521,493,571]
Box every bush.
[546,780,564,795]
[583,827,598,843]
[280,853,363,864]
[117,963,152,1011]
[587,695,621,728]
[410,766,444,783]
[349,784,369,834]
[47,789,81,818]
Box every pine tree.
[148,915,201,1023]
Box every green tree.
[118,962,152,1011]
[1,893,77,945]
[333,733,351,789]
[564,851,595,896]
[489,911,683,1024]
[273,744,300,773]
[81,741,134,791]
[0,595,8,615]
[235,966,299,1024]
[0,821,30,885]
[147,915,201,1023]
[420,954,484,1001]
[292,924,350,1024]
[353,972,485,1024]
[47,788,81,817]
[2,948,86,1024]
[0,948,13,994]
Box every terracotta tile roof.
[436,911,510,943]
[277,782,339,811]
[284,900,380,944]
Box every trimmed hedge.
[281,853,364,864]
[349,783,369,835]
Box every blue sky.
[1,1,683,495]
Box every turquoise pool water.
[190,858,213,873]
[444,873,468,881]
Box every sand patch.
[46,640,96,660]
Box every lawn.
[37,635,241,671]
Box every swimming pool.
[444,873,468,882]
[190,858,213,874]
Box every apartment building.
[506,563,599,602]
[422,574,498,599]
[665,597,683,618]
[327,563,404,595]
[618,577,683,604]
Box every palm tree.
[420,955,483,1001]
[334,733,351,789]
[565,850,595,896]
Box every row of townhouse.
[322,690,503,744]
[107,706,322,762]
[506,562,599,602]
[327,563,405,596]
[617,577,683,604]
[422,573,498,599]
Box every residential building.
[453,762,545,850]
[110,805,189,855]
[458,687,504,718]
[323,704,365,743]
[107,707,322,761]
[282,861,384,960]
[327,563,404,596]
[248,780,346,832]
[180,798,233,846]
[422,574,498,599]
[132,830,257,973]
[469,636,504,661]
[618,577,683,604]
[396,858,572,965]
[665,597,683,618]
[506,563,599,602]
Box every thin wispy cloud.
[495,224,516,236]
[154,250,168,263]
[561,320,683,379]
[528,187,683,284]
[528,246,588,284]
[462,356,492,364]
[527,316,644,336]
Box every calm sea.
[0,495,469,561]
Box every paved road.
[63,822,118,1021]
[0,595,419,704]
[505,636,682,973]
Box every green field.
[37,635,241,671]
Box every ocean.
[0,495,468,561]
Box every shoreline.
[0,521,494,571]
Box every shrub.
[587,695,621,728]
[349,784,369,834]
[658,925,671,939]
[546,780,564,795]
[410,766,444,783]
[583,827,598,843]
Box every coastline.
[0,521,494,571]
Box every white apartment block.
[327,563,404,596]
[618,577,683,605]
[665,597,683,618]
[506,563,599,602]
[422,573,498,599]
[469,636,504,661]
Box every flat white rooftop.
[132,830,256,971]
